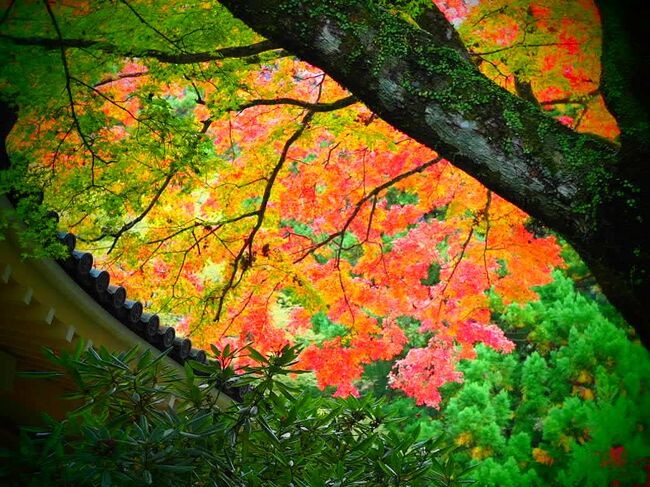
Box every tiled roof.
[2,186,241,404]
[54,231,248,403]
[55,231,208,366]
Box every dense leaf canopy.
[1,0,650,484]
[0,0,620,406]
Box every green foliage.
[420,262,441,286]
[376,0,433,19]
[311,311,349,340]
[395,315,432,348]
[0,0,260,252]
[0,1,646,483]
[385,186,419,208]
[418,271,650,486]
[0,159,67,258]
[0,344,476,486]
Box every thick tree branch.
[0,34,281,64]
[219,0,649,345]
[219,0,612,244]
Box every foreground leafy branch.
[0,344,476,486]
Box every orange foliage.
[533,447,555,465]
[10,0,618,407]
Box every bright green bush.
[423,271,650,486]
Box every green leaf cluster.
[1,343,476,486]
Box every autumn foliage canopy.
[0,0,619,407]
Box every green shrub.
[1,343,476,486]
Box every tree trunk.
[219,0,649,345]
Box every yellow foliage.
[572,385,595,401]
[470,446,492,460]
[559,434,572,452]
[456,432,472,446]
[580,388,594,401]
[576,370,592,384]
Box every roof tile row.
[56,232,207,365]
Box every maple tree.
[217,0,650,347]
[0,0,642,406]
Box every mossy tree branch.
[218,0,649,345]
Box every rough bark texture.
[219,0,649,345]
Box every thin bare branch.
[238,95,357,113]
[294,156,443,263]
[1,34,281,64]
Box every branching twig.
[145,211,259,245]
[83,115,215,251]
[539,89,600,106]
[214,110,315,321]
[238,95,357,113]
[94,71,149,88]
[119,0,182,50]
[436,223,476,320]
[294,156,443,263]
[214,291,255,342]
[470,41,580,57]
[43,0,107,179]
[105,170,177,253]
[323,142,341,167]
[71,76,142,122]
[482,190,492,288]
[336,260,355,325]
